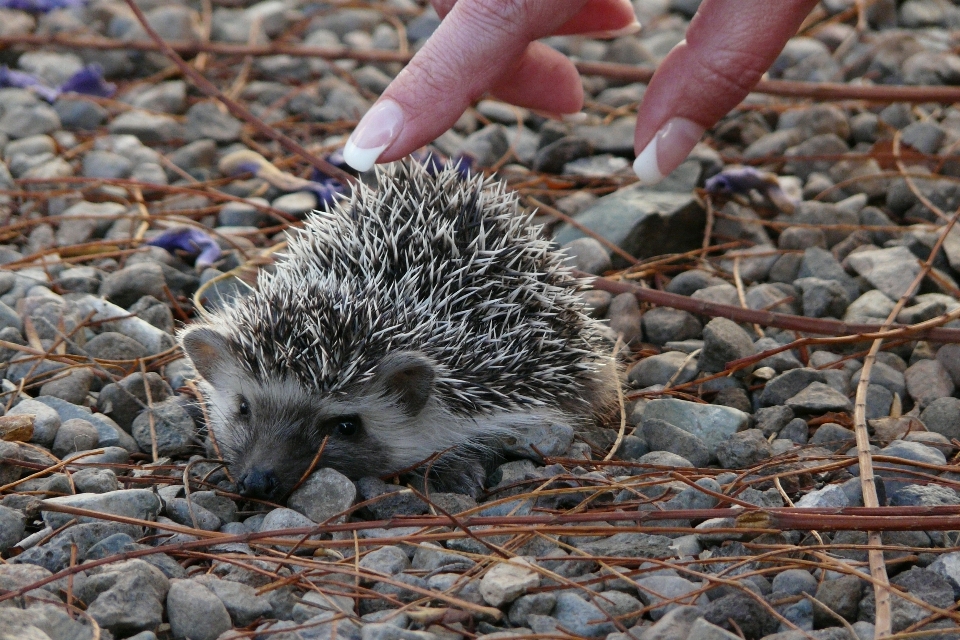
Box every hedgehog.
[179,160,618,500]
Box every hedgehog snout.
[237,467,281,500]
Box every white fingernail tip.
[561,112,589,124]
[343,140,388,172]
[633,137,664,185]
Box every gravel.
[0,3,955,640]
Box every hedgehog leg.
[420,446,497,498]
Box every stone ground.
[1,0,960,639]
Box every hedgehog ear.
[374,351,436,417]
[180,326,233,382]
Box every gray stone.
[780,417,809,444]
[904,359,955,409]
[271,191,317,217]
[608,292,643,344]
[0,505,25,552]
[51,418,99,459]
[125,80,187,113]
[459,124,509,167]
[552,591,637,637]
[479,558,539,607]
[38,366,95,405]
[85,332,148,361]
[193,574,272,627]
[561,238,611,275]
[131,397,197,457]
[185,102,242,143]
[798,247,861,302]
[635,575,708,620]
[167,579,233,640]
[553,178,705,268]
[73,468,119,494]
[642,308,702,347]
[164,498,221,531]
[795,484,849,508]
[642,398,750,452]
[356,477,428,518]
[772,569,818,596]
[82,150,133,179]
[641,418,711,467]
[699,318,757,375]
[288,467,356,524]
[846,246,921,302]
[851,362,906,398]
[0,104,60,139]
[573,532,675,560]
[755,405,796,437]
[412,542,475,572]
[108,110,185,144]
[890,484,960,507]
[628,351,698,388]
[920,397,960,441]
[97,371,172,431]
[41,489,161,529]
[533,136,592,173]
[784,134,850,181]
[359,545,410,577]
[84,559,169,635]
[760,368,828,407]
[8,399,60,447]
[99,262,167,309]
[786,382,853,414]
[715,429,773,469]
[703,592,779,639]
[815,575,862,625]
[809,422,856,450]
[795,277,850,318]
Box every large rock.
[642,398,750,452]
[553,163,704,267]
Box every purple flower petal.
[147,227,221,269]
[59,65,115,98]
[0,0,85,11]
[0,66,59,101]
[304,179,346,208]
[705,167,776,195]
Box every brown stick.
[583,273,960,344]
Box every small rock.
[41,489,161,529]
[786,382,853,414]
[167,579,233,640]
[715,429,773,469]
[698,318,757,375]
[642,308,702,347]
[628,351,698,388]
[814,575,862,624]
[608,292,643,344]
[131,397,197,457]
[288,468,357,523]
[479,558,540,607]
[642,398,750,452]
[561,238,611,275]
[904,359,955,409]
[51,418,99,458]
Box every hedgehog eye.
[333,415,361,437]
[238,398,250,417]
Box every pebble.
[642,398,750,453]
[642,308,702,346]
[167,579,233,640]
[786,382,854,414]
[479,558,540,607]
[561,238,611,275]
[904,358,955,409]
[714,429,773,469]
[41,489,161,529]
[131,398,198,457]
[698,318,757,375]
[287,467,357,523]
[628,351,698,388]
[50,417,99,458]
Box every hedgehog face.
[181,326,445,501]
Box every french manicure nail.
[582,20,641,39]
[633,117,705,185]
[343,99,404,172]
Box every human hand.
[342,0,819,185]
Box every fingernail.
[343,99,404,172]
[582,20,641,39]
[633,117,705,185]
